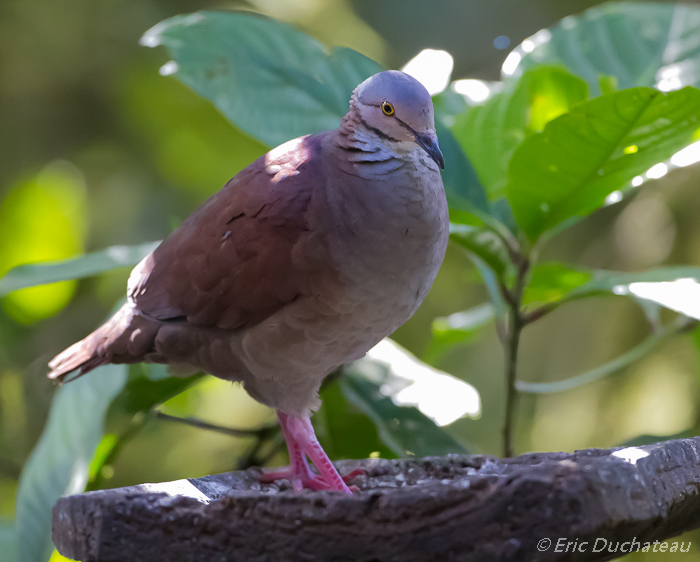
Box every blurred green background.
[3,0,700,560]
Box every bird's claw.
[259,466,363,492]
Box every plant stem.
[502,257,529,458]
[503,305,523,458]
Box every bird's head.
[352,70,444,170]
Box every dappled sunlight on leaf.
[0,161,87,324]
[360,339,481,426]
[452,66,587,199]
[507,87,700,240]
[512,3,700,95]
[614,278,700,320]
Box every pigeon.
[48,70,449,494]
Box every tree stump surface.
[52,437,700,562]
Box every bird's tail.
[48,302,157,382]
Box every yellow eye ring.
[381,101,395,116]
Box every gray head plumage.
[350,70,444,169]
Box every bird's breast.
[314,157,449,335]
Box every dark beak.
[414,130,445,170]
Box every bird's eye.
[381,101,395,116]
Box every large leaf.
[512,2,700,95]
[15,365,127,562]
[141,11,381,148]
[341,375,469,457]
[0,519,17,562]
[144,12,492,215]
[435,121,489,213]
[0,242,158,297]
[507,87,700,240]
[343,339,478,456]
[452,66,588,199]
[317,379,395,461]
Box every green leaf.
[525,266,700,322]
[0,163,88,323]
[89,365,203,491]
[435,121,489,213]
[344,339,478,456]
[449,223,511,279]
[470,253,508,323]
[0,242,159,297]
[142,11,381,148]
[513,2,700,95]
[108,367,203,418]
[423,303,494,363]
[599,75,618,95]
[570,267,700,320]
[0,519,17,562]
[572,267,700,294]
[317,379,395,461]
[15,364,127,562]
[507,87,700,240]
[452,66,587,199]
[87,434,118,482]
[523,262,592,305]
[341,375,469,457]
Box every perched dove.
[48,70,448,494]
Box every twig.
[87,412,150,492]
[154,410,277,439]
[235,429,285,471]
[516,317,697,394]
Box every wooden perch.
[53,437,700,562]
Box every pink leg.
[285,414,352,494]
[260,412,328,491]
[258,412,360,494]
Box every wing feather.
[130,135,329,330]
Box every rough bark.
[52,437,700,562]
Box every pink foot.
[260,467,364,491]
[258,412,361,494]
